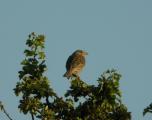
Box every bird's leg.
[72,74,80,80]
[76,75,80,80]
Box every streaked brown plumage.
[63,50,88,79]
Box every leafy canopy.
[14,33,131,120]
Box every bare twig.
[31,113,35,120]
[0,102,14,120]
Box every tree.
[1,32,131,120]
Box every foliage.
[63,70,131,120]
[14,33,56,120]
[143,103,152,116]
[13,33,131,120]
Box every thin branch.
[46,95,50,107]
[31,113,35,120]
[2,106,14,120]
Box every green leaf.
[21,59,29,65]
[24,50,35,56]
[26,39,33,47]
[38,52,45,59]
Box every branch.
[0,104,14,120]
[31,113,34,120]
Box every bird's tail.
[63,71,71,79]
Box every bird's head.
[74,50,88,56]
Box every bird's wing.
[66,55,73,71]
[66,54,85,71]
[71,55,85,68]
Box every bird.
[63,50,88,79]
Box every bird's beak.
[84,51,88,55]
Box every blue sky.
[0,0,152,120]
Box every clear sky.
[0,0,152,120]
